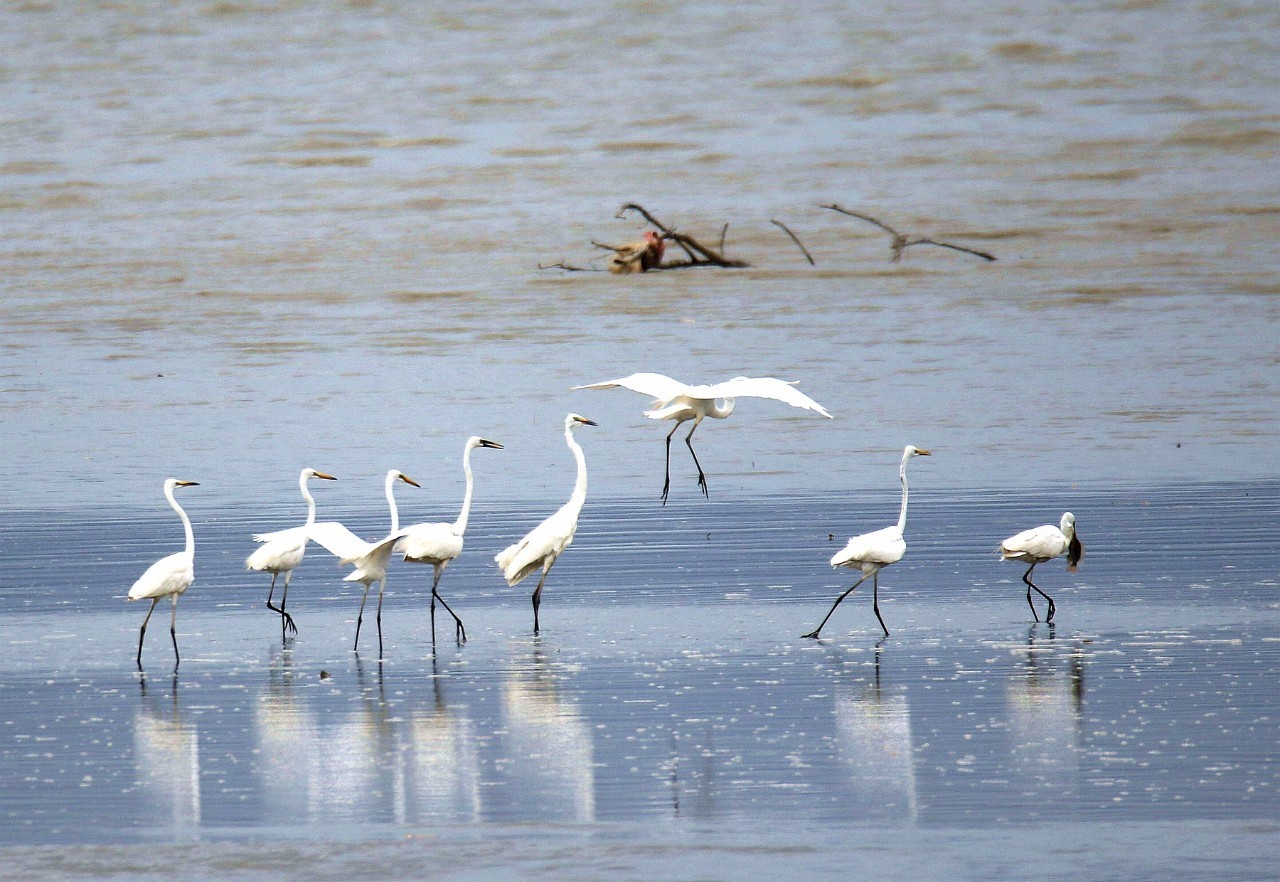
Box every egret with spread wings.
[574,372,831,503]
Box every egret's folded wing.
[308,520,371,561]
[702,376,832,417]
[573,372,688,405]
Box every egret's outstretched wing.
[308,521,372,562]
[252,525,307,545]
[573,372,689,406]
[697,376,832,418]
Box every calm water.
[2,0,1279,878]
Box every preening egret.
[246,468,337,636]
[495,414,596,633]
[999,512,1083,624]
[573,372,832,503]
[803,446,931,639]
[308,469,420,653]
[397,437,503,644]
[128,478,199,668]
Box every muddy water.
[2,0,1279,878]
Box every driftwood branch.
[616,203,749,268]
[821,203,996,262]
[771,219,816,266]
[539,260,598,272]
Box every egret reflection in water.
[501,642,596,822]
[407,656,482,823]
[831,641,919,822]
[133,673,200,831]
[1005,627,1086,799]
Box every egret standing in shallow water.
[308,469,420,654]
[246,467,337,637]
[397,436,503,644]
[128,478,200,668]
[573,372,831,503]
[803,446,931,639]
[999,512,1083,624]
[496,414,595,634]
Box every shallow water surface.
[1,486,1278,879]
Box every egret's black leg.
[802,573,870,639]
[375,578,386,657]
[354,583,371,651]
[1022,564,1043,623]
[685,422,708,498]
[137,598,159,668]
[169,596,180,668]
[431,567,465,643]
[531,563,554,634]
[279,572,297,636]
[871,574,890,637]
[661,424,679,504]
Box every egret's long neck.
[709,397,736,420]
[300,475,318,527]
[566,425,589,509]
[454,446,476,535]
[168,485,195,559]
[895,456,911,534]
[385,472,401,533]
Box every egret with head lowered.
[803,446,931,639]
[128,478,200,668]
[308,469,420,654]
[397,436,503,645]
[999,512,1083,624]
[496,414,595,634]
[573,372,831,503]
[246,467,337,637]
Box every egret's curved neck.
[300,473,318,527]
[566,424,589,508]
[385,472,401,533]
[896,455,912,533]
[167,484,195,559]
[709,397,736,420]
[454,445,477,535]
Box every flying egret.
[573,372,831,503]
[308,470,420,654]
[999,512,1083,624]
[397,436,503,645]
[495,414,596,634]
[803,446,931,639]
[246,468,337,637]
[128,478,200,668]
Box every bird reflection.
[406,654,482,822]
[501,641,596,822]
[1005,626,1086,792]
[254,647,321,822]
[134,672,201,830]
[832,639,918,822]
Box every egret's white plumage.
[246,468,336,636]
[999,512,1083,624]
[495,414,596,633]
[803,446,930,639]
[573,372,831,503]
[308,469,420,653]
[128,478,200,668]
[396,436,503,644]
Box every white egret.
[573,372,831,503]
[803,446,931,639]
[128,478,200,668]
[999,512,1083,624]
[308,469,420,653]
[246,468,337,636]
[495,414,596,633]
[397,436,504,645]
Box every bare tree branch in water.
[771,219,816,266]
[538,260,598,272]
[614,203,750,269]
[821,204,997,263]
